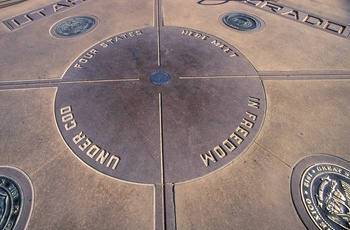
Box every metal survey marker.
[0,0,349,229]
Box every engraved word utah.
[3,0,92,30]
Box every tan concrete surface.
[0,88,154,229]
[0,0,349,229]
[175,143,305,230]
[279,0,350,24]
[256,80,350,168]
[0,0,154,81]
[0,0,58,20]
[163,0,350,72]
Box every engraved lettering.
[75,49,99,68]
[248,97,260,109]
[53,3,71,13]
[223,139,236,152]
[115,36,123,41]
[281,10,299,20]
[246,111,257,121]
[319,222,327,229]
[96,150,110,164]
[64,120,77,131]
[211,40,238,57]
[73,132,86,144]
[303,15,323,26]
[72,130,120,170]
[29,9,46,17]
[99,30,143,48]
[241,118,254,129]
[237,0,350,39]
[84,53,93,59]
[79,58,88,64]
[211,40,225,48]
[230,132,243,145]
[79,138,92,151]
[89,49,99,54]
[60,106,77,131]
[12,15,33,26]
[67,0,87,4]
[86,145,100,158]
[60,106,72,114]
[199,94,262,166]
[245,0,264,6]
[62,113,73,123]
[100,42,109,48]
[260,2,283,12]
[4,0,90,30]
[236,126,249,137]
[200,151,217,167]
[214,146,226,159]
[182,30,193,36]
[182,30,209,40]
[106,155,120,170]
[324,22,346,34]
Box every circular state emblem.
[0,177,22,230]
[221,13,263,32]
[51,15,98,38]
[0,167,33,230]
[291,155,350,230]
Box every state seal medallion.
[291,155,350,230]
[0,167,34,230]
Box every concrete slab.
[256,79,350,167]
[0,0,349,229]
[0,88,154,229]
[163,0,350,72]
[175,143,305,230]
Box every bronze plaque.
[0,167,33,230]
[51,15,98,38]
[291,155,350,229]
[55,26,266,184]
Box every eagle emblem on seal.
[317,176,350,229]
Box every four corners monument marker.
[0,0,349,229]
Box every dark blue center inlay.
[150,72,170,86]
